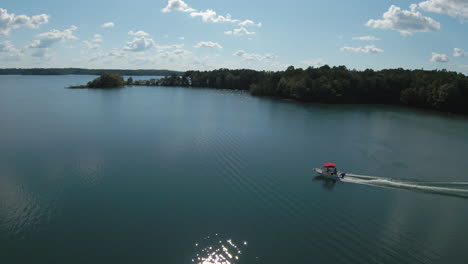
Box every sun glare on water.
[192,235,247,264]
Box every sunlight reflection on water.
[191,234,247,264]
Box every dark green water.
[1,75,468,263]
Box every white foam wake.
[342,173,468,197]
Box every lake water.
[1,75,468,263]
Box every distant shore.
[0,68,183,76]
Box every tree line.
[148,66,468,114]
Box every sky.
[0,0,467,73]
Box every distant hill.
[0,68,183,76]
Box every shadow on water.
[342,174,468,199]
[314,175,340,191]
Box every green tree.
[87,73,126,88]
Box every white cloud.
[162,0,195,13]
[93,34,103,43]
[179,36,185,40]
[161,0,261,28]
[233,49,277,61]
[0,8,49,35]
[224,27,255,36]
[123,37,155,52]
[0,40,21,58]
[156,44,184,50]
[37,25,78,41]
[454,48,467,57]
[459,65,468,69]
[238,19,262,27]
[128,30,150,37]
[300,59,324,67]
[340,45,384,53]
[352,36,380,41]
[28,25,78,49]
[366,5,440,35]
[430,52,449,62]
[418,0,468,21]
[82,34,103,49]
[160,48,193,59]
[194,41,222,49]
[0,40,19,53]
[190,9,239,23]
[82,41,99,49]
[101,22,114,28]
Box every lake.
[1,75,468,263]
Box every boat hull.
[314,168,344,181]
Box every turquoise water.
[1,75,468,263]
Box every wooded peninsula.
[136,66,468,115]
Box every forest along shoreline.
[68,65,468,115]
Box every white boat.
[314,163,346,181]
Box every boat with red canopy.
[314,163,346,180]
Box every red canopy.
[323,163,336,168]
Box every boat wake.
[342,173,468,198]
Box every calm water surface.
[1,75,468,263]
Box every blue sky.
[0,0,467,73]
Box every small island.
[69,73,126,89]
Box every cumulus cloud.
[430,52,449,62]
[0,8,49,35]
[190,9,238,23]
[340,45,384,53]
[239,19,262,27]
[101,22,114,28]
[128,30,150,37]
[194,41,222,49]
[161,0,261,28]
[28,25,78,49]
[418,0,468,21]
[224,27,256,36]
[162,0,195,13]
[233,49,277,61]
[352,36,380,41]
[454,48,467,57]
[123,37,155,52]
[366,5,440,35]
